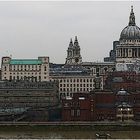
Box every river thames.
[0,130,140,139]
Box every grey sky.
[0,1,140,64]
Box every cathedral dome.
[120,6,140,41]
[120,25,140,40]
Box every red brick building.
[62,90,140,121]
[62,92,94,121]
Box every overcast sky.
[0,1,140,63]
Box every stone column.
[116,49,118,57]
[126,48,128,57]
[137,48,139,58]
[132,48,134,58]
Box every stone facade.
[50,74,103,98]
[65,36,82,65]
[116,6,140,63]
[104,7,140,64]
[1,56,49,82]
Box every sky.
[0,1,140,64]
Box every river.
[0,130,140,139]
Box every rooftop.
[10,59,42,65]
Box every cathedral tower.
[65,36,82,65]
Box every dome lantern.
[129,6,135,26]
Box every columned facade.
[116,6,140,63]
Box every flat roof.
[10,59,42,65]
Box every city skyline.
[0,1,140,64]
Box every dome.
[120,6,140,41]
[117,89,130,95]
[120,25,140,40]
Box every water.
[0,130,140,139]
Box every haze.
[0,1,140,64]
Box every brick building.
[62,89,140,121]
[62,92,94,121]
[104,71,140,92]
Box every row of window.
[71,109,80,117]
[59,78,94,83]
[4,72,48,75]
[4,65,48,71]
[60,83,94,87]
[60,88,93,92]
[4,76,48,81]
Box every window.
[10,76,12,80]
[4,66,7,71]
[71,110,74,116]
[44,66,47,71]
[64,103,69,107]
[77,109,80,116]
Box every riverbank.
[0,128,140,139]
[0,122,140,139]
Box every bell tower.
[65,36,82,65]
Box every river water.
[0,130,140,139]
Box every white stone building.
[116,6,140,63]
[50,74,103,98]
[1,56,49,82]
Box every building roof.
[10,59,42,65]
